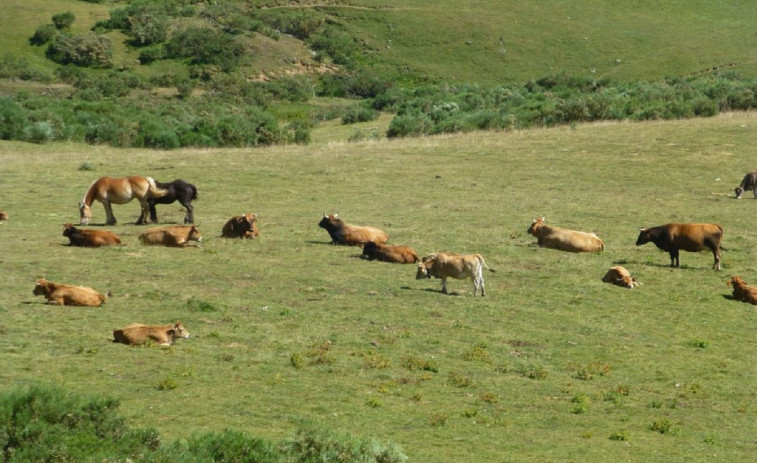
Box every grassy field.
[0,113,756,462]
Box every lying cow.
[727,276,757,304]
[734,171,757,199]
[221,213,259,239]
[139,225,202,247]
[0,209,8,222]
[362,241,419,263]
[63,223,121,247]
[416,252,494,296]
[318,213,388,246]
[113,321,190,346]
[602,266,641,289]
[33,278,107,306]
[527,217,604,252]
[636,223,723,270]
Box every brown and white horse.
[79,176,167,225]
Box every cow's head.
[170,321,190,339]
[617,275,640,289]
[239,213,257,231]
[63,223,76,237]
[727,275,747,287]
[79,203,91,225]
[0,210,8,222]
[527,217,545,236]
[635,227,654,246]
[188,225,202,242]
[32,278,48,296]
[318,213,341,231]
[415,254,437,280]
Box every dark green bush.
[139,44,167,64]
[129,11,169,46]
[166,27,245,70]
[46,32,113,68]
[342,104,378,124]
[284,426,408,463]
[52,11,75,30]
[308,25,358,65]
[0,97,28,140]
[256,8,325,39]
[30,24,58,46]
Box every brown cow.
[0,210,8,222]
[318,213,388,246]
[636,223,723,270]
[139,225,202,247]
[527,217,604,252]
[362,241,419,263]
[727,276,757,304]
[63,223,121,247]
[33,278,107,306]
[602,266,641,289]
[734,171,757,199]
[221,213,259,239]
[416,252,494,296]
[113,321,190,346]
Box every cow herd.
[12,167,757,349]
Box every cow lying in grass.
[33,278,107,306]
[139,225,202,247]
[221,213,259,238]
[318,213,389,246]
[113,321,190,346]
[527,217,604,252]
[727,276,757,305]
[362,241,419,263]
[63,223,121,247]
[0,210,8,222]
[416,252,494,296]
[602,266,641,288]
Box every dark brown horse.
[140,179,198,224]
[79,176,167,225]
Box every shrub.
[46,32,113,68]
[0,97,28,140]
[128,11,169,46]
[256,8,325,39]
[30,24,58,46]
[160,430,281,462]
[308,25,358,65]
[386,113,433,138]
[342,105,378,124]
[23,121,55,144]
[52,11,75,30]
[166,27,245,70]
[284,426,408,463]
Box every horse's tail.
[145,177,169,199]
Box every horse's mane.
[81,178,101,206]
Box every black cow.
[636,223,723,270]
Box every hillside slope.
[1,0,755,85]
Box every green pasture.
[0,114,755,462]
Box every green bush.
[308,25,358,65]
[129,11,169,46]
[284,426,408,463]
[0,97,28,140]
[256,8,325,39]
[166,27,245,70]
[342,104,378,124]
[52,11,75,30]
[30,24,58,46]
[46,32,113,68]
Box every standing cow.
[527,217,604,252]
[734,171,757,199]
[415,252,494,296]
[221,213,259,239]
[318,213,388,246]
[636,223,723,270]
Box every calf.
[416,252,494,296]
[113,321,190,346]
[63,223,121,247]
[602,266,641,288]
[527,217,604,252]
[33,278,107,306]
[221,213,259,239]
[727,276,757,304]
[0,209,8,222]
[636,223,723,270]
[362,241,419,263]
[734,171,757,199]
[318,213,389,246]
[139,225,202,247]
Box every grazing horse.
[79,176,167,226]
[139,179,198,224]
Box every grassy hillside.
[0,113,755,462]
[1,0,756,85]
